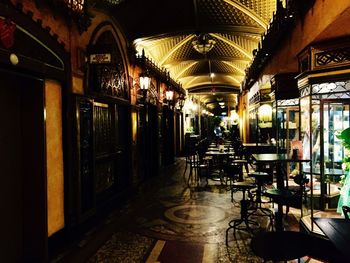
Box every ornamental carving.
[298,40,350,72]
[93,64,128,99]
[315,47,350,67]
[89,30,129,100]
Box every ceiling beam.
[132,25,263,42]
[158,35,194,66]
[221,61,245,75]
[163,56,251,68]
[183,76,201,87]
[178,73,243,84]
[188,85,240,93]
[179,72,244,82]
[174,61,198,80]
[227,75,243,85]
[210,33,253,59]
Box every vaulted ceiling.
[106,0,278,112]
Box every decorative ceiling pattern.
[109,0,277,111]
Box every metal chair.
[226,181,259,245]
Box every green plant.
[336,127,350,214]
[336,127,350,185]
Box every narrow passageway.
[55,157,307,263]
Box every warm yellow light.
[65,0,84,12]
[231,110,239,123]
[192,34,216,55]
[258,104,272,122]
[166,90,174,101]
[140,75,150,90]
[192,103,198,111]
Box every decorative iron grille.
[277,98,299,107]
[315,47,350,68]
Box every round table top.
[251,231,309,261]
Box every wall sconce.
[178,94,185,110]
[165,89,174,102]
[139,71,151,102]
[165,89,175,109]
[258,104,272,122]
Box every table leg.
[275,203,283,232]
[276,163,285,189]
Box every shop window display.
[299,79,350,234]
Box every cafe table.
[252,153,310,231]
[313,217,350,260]
[252,153,310,188]
[205,150,235,182]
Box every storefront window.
[300,79,350,233]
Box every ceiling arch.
[109,0,277,113]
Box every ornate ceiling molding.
[222,61,245,75]
[210,33,253,59]
[222,0,269,30]
[159,35,194,66]
[175,61,198,79]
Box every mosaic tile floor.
[55,158,324,263]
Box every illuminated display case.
[271,73,300,152]
[299,76,350,234]
[296,39,350,234]
[276,99,300,153]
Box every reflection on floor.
[54,158,324,263]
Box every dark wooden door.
[0,69,46,262]
[146,104,159,177]
[94,101,131,206]
[162,107,174,165]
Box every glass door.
[301,98,350,233]
[320,100,350,209]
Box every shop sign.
[90,53,111,64]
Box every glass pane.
[300,97,311,163]
[323,103,349,203]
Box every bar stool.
[224,161,244,199]
[248,171,270,203]
[264,188,301,232]
[250,231,309,262]
[248,171,274,227]
[226,181,258,245]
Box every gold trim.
[94,102,109,108]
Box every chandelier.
[192,33,216,55]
